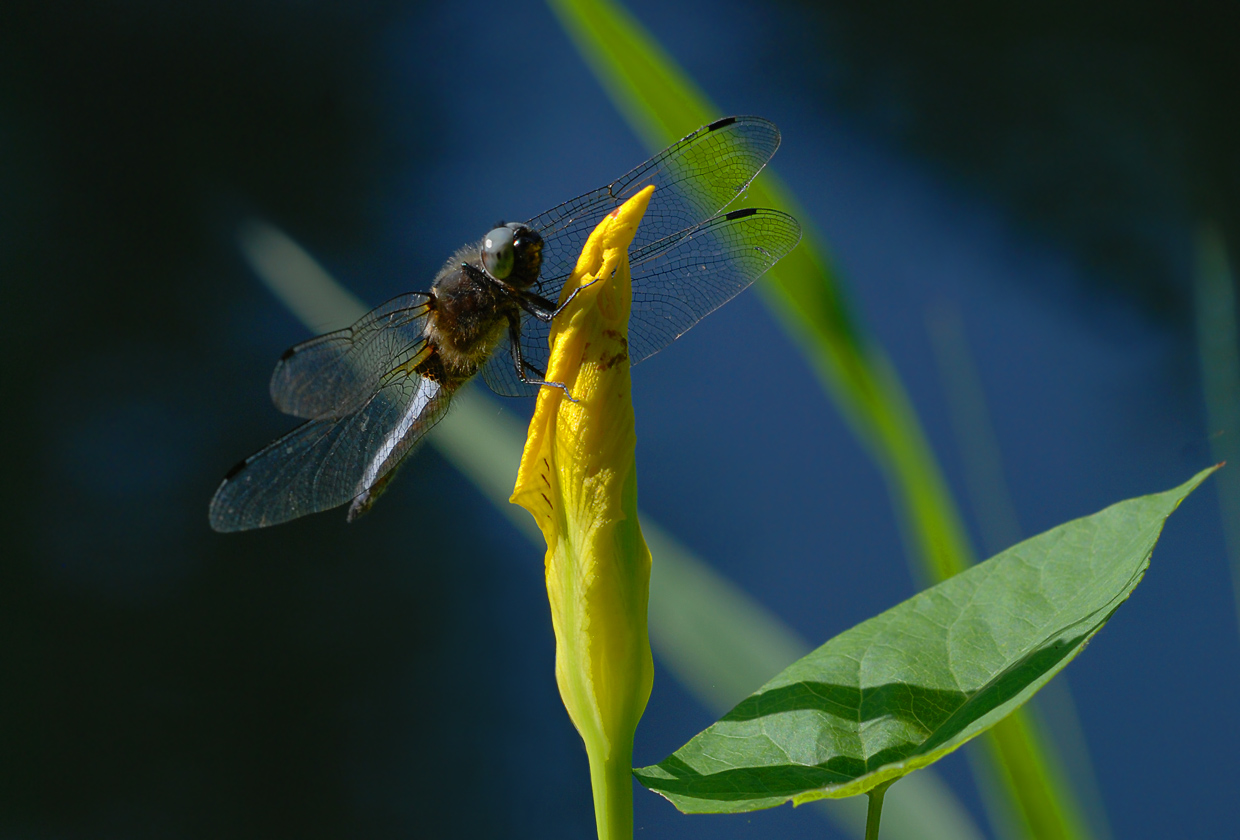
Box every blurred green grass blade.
[1194,225,1240,636]
[635,468,1216,813]
[926,303,1025,556]
[546,0,1100,837]
[239,220,985,840]
[238,220,369,333]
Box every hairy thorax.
[424,243,517,379]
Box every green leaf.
[635,468,1217,814]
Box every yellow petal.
[511,185,655,840]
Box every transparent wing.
[626,208,802,363]
[482,207,802,398]
[209,371,451,531]
[270,292,433,419]
[525,116,782,296]
[480,331,532,398]
[484,117,783,398]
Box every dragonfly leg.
[512,278,604,324]
[549,277,603,318]
[507,314,578,402]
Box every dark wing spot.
[708,115,738,131]
[724,207,758,220]
[223,458,249,480]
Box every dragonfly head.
[481,222,543,289]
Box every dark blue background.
[3,1,1237,837]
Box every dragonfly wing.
[525,116,782,298]
[511,117,784,384]
[209,370,452,531]
[270,292,433,419]
[508,208,801,381]
[479,335,539,398]
[626,208,802,363]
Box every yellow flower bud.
[511,186,656,840]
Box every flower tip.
[608,184,655,234]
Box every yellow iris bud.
[511,186,656,840]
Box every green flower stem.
[588,741,635,840]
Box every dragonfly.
[209,115,802,531]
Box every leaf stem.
[865,782,893,840]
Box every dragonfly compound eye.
[481,226,515,280]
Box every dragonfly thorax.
[426,245,520,378]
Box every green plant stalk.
[866,782,892,840]
[545,0,1096,837]
[980,707,1080,839]
[590,745,635,840]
